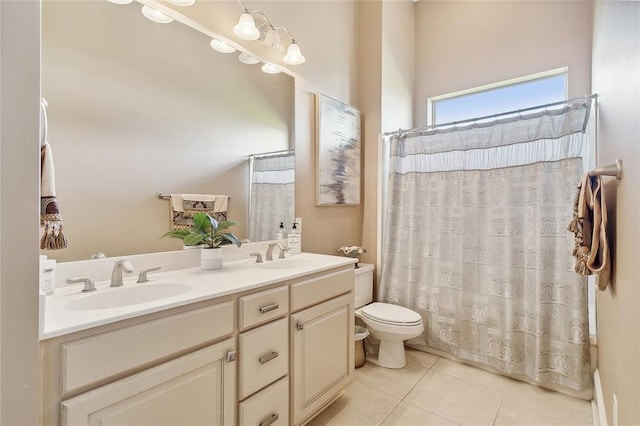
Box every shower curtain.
[379,103,592,394]
[249,151,295,242]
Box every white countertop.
[41,252,356,340]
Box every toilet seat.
[360,302,422,327]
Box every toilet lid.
[360,302,422,326]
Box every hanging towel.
[169,194,229,229]
[40,141,68,250]
[567,173,611,290]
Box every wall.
[258,1,363,255]
[43,1,293,262]
[0,1,41,423]
[414,1,593,127]
[592,2,640,424]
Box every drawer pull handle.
[260,413,279,426]
[259,351,279,364]
[259,303,279,314]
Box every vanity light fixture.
[238,52,260,65]
[233,1,306,66]
[106,0,134,4]
[283,41,305,65]
[261,63,281,74]
[233,12,260,41]
[141,5,174,24]
[210,39,236,54]
[167,0,196,6]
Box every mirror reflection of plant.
[162,212,241,249]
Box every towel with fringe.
[40,141,68,249]
[567,173,611,290]
[170,194,228,230]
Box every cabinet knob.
[296,321,304,331]
[225,350,237,363]
[259,413,279,426]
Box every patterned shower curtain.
[249,151,295,242]
[379,103,592,394]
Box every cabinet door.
[61,338,236,426]
[290,293,354,425]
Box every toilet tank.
[354,263,374,308]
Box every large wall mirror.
[42,1,295,262]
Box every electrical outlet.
[612,393,619,426]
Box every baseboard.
[593,368,607,426]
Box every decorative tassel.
[40,214,69,250]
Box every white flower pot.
[201,247,223,270]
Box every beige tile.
[497,379,593,425]
[309,380,401,426]
[404,370,503,426]
[405,348,440,369]
[431,357,516,392]
[354,349,437,399]
[382,401,460,426]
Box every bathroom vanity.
[39,251,355,425]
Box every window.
[428,68,568,125]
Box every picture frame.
[315,93,362,206]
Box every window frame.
[426,67,568,126]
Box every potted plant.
[162,212,241,270]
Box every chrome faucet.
[265,242,288,261]
[110,259,134,287]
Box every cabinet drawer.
[290,268,354,312]
[239,286,288,331]
[61,300,234,394]
[239,377,289,426]
[239,317,288,399]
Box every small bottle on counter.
[276,222,285,240]
[288,222,301,254]
[40,255,56,295]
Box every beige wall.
[414,1,593,127]
[0,1,41,423]
[42,1,293,262]
[592,2,640,424]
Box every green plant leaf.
[192,212,212,233]
[214,220,239,232]
[161,229,191,240]
[220,233,241,248]
[184,234,206,246]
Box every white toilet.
[354,264,424,369]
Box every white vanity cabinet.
[41,258,355,426]
[289,269,355,425]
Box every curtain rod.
[382,94,598,138]
[248,149,295,159]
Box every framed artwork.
[316,93,362,206]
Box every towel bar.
[156,192,231,200]
[588,159,622,180]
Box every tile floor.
[308,349,593,426]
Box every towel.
[40,142,68,250]
[170,194,229,230]
[567,173,611,290]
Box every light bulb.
[210,39,236,54]
[233,13,260,41]
[261,63,281,74]
[238,52,260,65]
[283,42,305,65]
[141,5,173,24]
[167,0,195,6]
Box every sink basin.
[65,282,192,311]
[257,257,318,271]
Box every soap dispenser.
[287,222,301,254]
[276,222,285,240]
